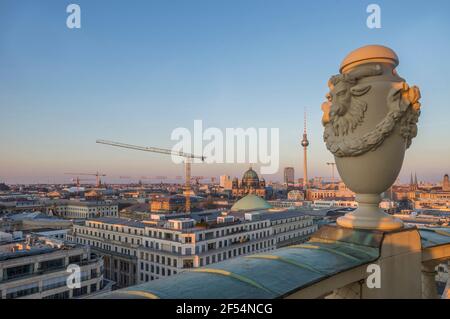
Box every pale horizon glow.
[1,0,450,184]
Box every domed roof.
[231,194,272,212]
[340,45,399,73]
[242,167,259,183]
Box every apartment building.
[264,211,317,247]
[67,207,316,287]
[0,237,109,299]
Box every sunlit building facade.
[67,195,316,287]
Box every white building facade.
[51,201,119,219]
[0,242,108,299]
[67,210,317,286]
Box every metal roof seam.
[189,268,275,295]
[245,255,325,275]
[288,244,362,262]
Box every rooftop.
[97,225,382,299]
[97,225,450,299]
[89,217,146,229]
[0,237,82,262]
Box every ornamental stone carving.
[321,45,422,231]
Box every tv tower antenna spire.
[301,110,310,191]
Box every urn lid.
[340,45,399,73]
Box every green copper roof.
[231,194,272,212]
[419,227,450,248]
[97,226,450,299]
[98,225,382,299]
[242,167,259,181]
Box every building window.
[72,286,88,297]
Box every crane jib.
[96,139,205,161]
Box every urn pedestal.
[321,45,422,231]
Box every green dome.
[242,167,260,187]
[231,194,272,212]
[243,167,258,180]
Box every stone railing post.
[421,262,439,299]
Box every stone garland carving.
[322,66,421,157]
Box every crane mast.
[185,158,191,213]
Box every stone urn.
[321,45,422,231]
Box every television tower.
[301,111,309,190]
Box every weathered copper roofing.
[98,225,382,299]
[230,194,273,212]
[418,227,450,248]
[97,225,450,299]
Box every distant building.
[312,200,358,209]
[412,192,450,211]
[0,183,11,192]
[287,190,304,201]
[120,203,151,220]
[0,197,45,214]
[306,182,354,201]
[150,195,202,213]
[268,200,304,209]
[312,177,323,189]
[443,174,450,192]
[46,191,62,199]
[283,167,295,187]
[410,172,419,191]
[85,190,102,200]
[219,175,233,190]
[48,200,118,219]
[232,167,266,198]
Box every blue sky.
[1,0,449,184]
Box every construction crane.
[70,177,94,187]
[96,139,206,213]
[65,172,106,188]
[191,176,206,186]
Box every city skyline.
[1,0,450,184]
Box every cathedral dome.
[242,167,260,187]
[231,194,272,212]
